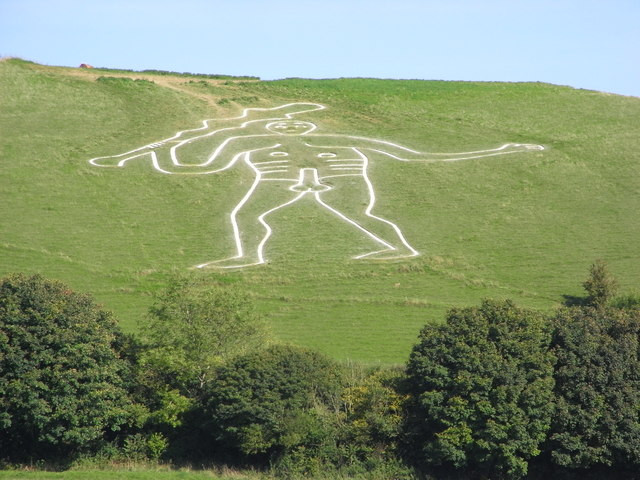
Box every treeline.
[1,262,640,479]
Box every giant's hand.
[503,143,545,151]
[88,141,170,168]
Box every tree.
[405,300,555,479]
[133,275,269,440]
[545,306,640,471]
[0,274,142,460]
[582,259,618,308]
[202,345,343,463]
[141,274,268,398]
[341,367,408,467]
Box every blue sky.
[1,0,639,97]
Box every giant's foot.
[193,256,265,270]
[354,248,419,261]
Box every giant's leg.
[196,178,303,269]
[316,173,419,260]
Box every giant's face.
[266,120,316,135]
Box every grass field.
[0,469,257,480]
[2,58,639,363]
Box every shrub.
[342,367,407,464]
[202,344,343,466]
[0,274,143,461]
[545,306,640,470]
[141,274,268,399]
[610,292,640,310]
[582,259,618,308]
[405,300,555,479]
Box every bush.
[341,367,407,464]
[0,274,143,461]
[582,260,618,308]
[141,274,268,399]
[202,344,343,467]
[610,292,640,310]
[405,300,555,479]
[545,306,640,471]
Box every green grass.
[2,58,640,363]
[0,470,254,480]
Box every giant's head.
[266,120,317,135]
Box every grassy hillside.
[0,469,256,480]
[2,58,639,363]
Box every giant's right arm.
[89,135,276,175]
[88,102,326,172]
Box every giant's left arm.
[306,135,544,162]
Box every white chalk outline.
[89,103,326,169]
[88,103,544,268]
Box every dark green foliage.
[610,292,640,310]
[74,63,259,79]
[138,68,259,80]
[135,275,268,438]
[96,76,156,88]
[546,306,640,470]
[342,368,407,458]
[336,367,413,478]
[0,274,142,460]
[582,260,618,308]
[142,274,267,396]
[405,300,555,479]
[202,345,343,464]
[3,263,640,478]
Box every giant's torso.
[246,137,367,179]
